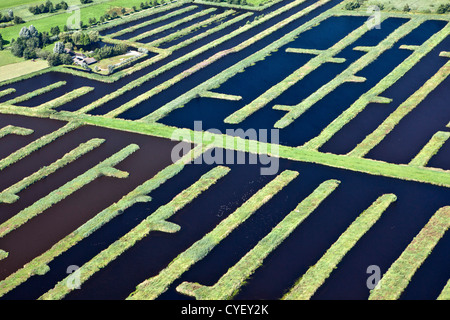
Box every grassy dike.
[39,164,230,300]
[369,206,450,300]
[34,87,95,111]
[0,138,105,204]
[283,193,397,300]
[0,125,34,139]
[409,131,450,167]
[0,143,139,238]
[126,170,299,300]
[348,60,450,158]
[0,88,16,99]
[0,144,206,297]
[176,179,341,300]
[303,21,450,150]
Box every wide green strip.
[0,138,105,204]
[283,193,397,300]
[126,170,299,300]
[369,206,450,300]
[0,121,82,171]
[409,131,450,167]
[35,87,95,111]
[39,165,230,300]
[0,144,138,238]
[349,60,450,158]
[2,81,67,106]
[0,125,34,139]
[177,179,340,300]
[0,144,204,298]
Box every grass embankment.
[0,121,82,171]
[341,0,450,14]
[283,193,397,300]
[0,144,204,298]
[223,18,379,125]
[0,88,16,99]
[40,164,230,300]
[177,179,341,300]
[272,17,426,129]
[140,0,336,123]
[303,22,450,151]
[0,125,34,139]
[199,90,242,101]
[438,280,450,300]
[409,131,450,167]
[34,86,95,111]
[348,60,450,158]
[126,170,299,300]
[2,81,67,106]
[369,206,450,300]
[0,143,138,238]
[0,138,105,204]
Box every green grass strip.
[303,22,450,150]
[273,17,426,129]
[126,169,299,300]
[199,90,242,101]
[0,144,205,297]
[283,193,397,300]
[0,138,105,204]
[177,179,341,300]
[409,131,450,167]
[35,87,95,111]
[369,206,450,300]
[0,121,82,171]
[2,81,67,106]
[39,164,230,300]
[108,5,199,39]
[0,144,139,238]
[0,125,34,139]
[348,60,450,158]
[0,88,16,99]
[0,249,8,261]
[129,7,217,42]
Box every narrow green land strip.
[0,249,8,261]
[348,60,450,158]
[35,87,95,111]
[0,125,34,139]
[177,179,341,300]
[409,131,450,167]
[39,165,230,300]
[108,5,199,39]
[145,9,235,48]
[0,144,204,298]
[0,144,139,238]
[141,0,335,123]
[199,91,242,101]
[0,88,16,99]
[437,279,450,300]
[369,206,450,300]
[2,81,67,106]
[302,22,450,151]
[129,7,217,42]
[283,193,397,300]
[0,138,105,204]
[273,17,426,129]
[0,121,82,171]
[223,19,376,125]
[126,170,299,300]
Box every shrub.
[344,0,363,10]
[437,4,450,14]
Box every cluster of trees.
[10,25,55,59]
[0,33,3,50]
[90,43,127,60]
[0,10,25,25]
[47,42,73,66]
[437,4,450,14]
[80,0,94,4]
[344,0,364,10]
[202,0,250,6]
[28,1,69,15]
